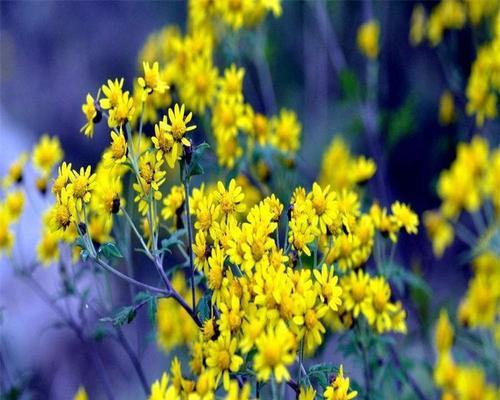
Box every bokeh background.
[1,1,495,399]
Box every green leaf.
[196,292,211,322]
[160,229,186,254]
[133,291,157,327]
[100,305,136,326]
[98,242,123,259]
[148,296,158,326]
[74,236,86,250]
[185,142,211,179]
[307,363,339,389]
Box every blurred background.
[0,1,495,399]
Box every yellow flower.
[341,269,372,318]
[215,0,251,30]
[439,90,456,126]
[363,276,396,333]
[4,190,25,221]
[2,152,28,188]
[0,208,14,255]
[218,294,244,335]
[357,20,379,59]
[153,117,177,169]
[206,333,243,390]
[253,320,295,382]
[214,179,246,220]
[52,162,72,197]
[323,365,357,400]
[224,379,251,400]
[68,166,96,211]
[138,61,168,99]
[108,91,135,128]
[165,103,196,147]
[289,215,318,257]
[161,185,185,226]
[104,129,128,167]
[100,78,124,110]
[270,109,301,154]
[37,228,60,267]
[309,183,338,234]
[49,187,76,232]
[80,93,100,137]
[423,210,454,257]
[409,5,426,46]
[434,351,458,390]
[218,64,245,103]
[314,264,343,311]
[32,134,63,176]
[181,55,218,114]
[206,244,227,300]
[149,372,179,400]
[299,386,317,400]
[72,386,88,400]
[293,292,328,353]
[435,309,454,354]
[391,201,419,234]
[455,365,498,400]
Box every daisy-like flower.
[3,152,28,188]
[214,179,246,220]
[293,292,328,353]
[108,91,135,128]
[80,93,100,138]
[341,269,372,318]
[52,162,72,197]
[391,201,419,234]
[4,190,25,222]
[165,103,196,147]
[32,134,63,176]
[218,64,245,102]
[100,78,124,110]
[323,365,357,400]
[309,183,338,233]
[180,55,218,114]
[104,128,128,167]
[152,118,177,168]
[313,264,343,311]
[68,166,97,211]
[49,187,75,232]
[253,320,295,382]
[206,333,243,390]
[364,276,397,333]
[138,61,168,99]
[148,372,179,400]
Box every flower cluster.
[135,1,300,171]
[410,1,500,126]
[424,136,500,258]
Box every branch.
[92,256,168,295]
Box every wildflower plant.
[1,1,499,400]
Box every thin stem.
[285,378,299,397]
[170,289,202,328]
[92,256,168,295]
[121,207,152,259]
[88,345,115,400]
[183,174,196,310]
[388,345,428,400]
[115,328,149,396]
